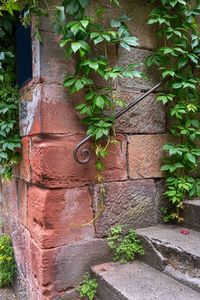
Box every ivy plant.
[0,0,48,180]
[0,0,199,226]
[55,0,143,182]
[0,8,21,180]
[147,0,200,222]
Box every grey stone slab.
[136,225,200,292]
[183,200,200,232]
[137,225,200,257]
[93,180,158,238]
[92,261,200,300]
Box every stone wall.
[1,1,168,299]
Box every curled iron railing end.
[73,79,166,164]
[73,135,92,164]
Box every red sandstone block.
[29,134,127,188]
[128,134,168,179]
[20,84,84,136]
[29,238,111,298]
[15,137,31,181]
[27,186,95,249]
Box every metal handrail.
[73,79,166,164]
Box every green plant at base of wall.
[0,235,16,287]
[107,226,144,264]
[147,0,200,222]
[76,272,98,300]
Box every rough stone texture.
[12,223,31,281]
[1,179,28,231]
[39,31,75,85]
[55,289,80,300]
[137,225,200,292]
[40,0,161,51]
[128,134,168,179]
[30,134,127,188]
[29,238,112,298]
[183,199,200,232]
[13,270,29,300]
[118,47,162,92]
[0,288,17,300]
[20,84,84,136]
[1,182,15,235]
[92,261,200,300]
[28,186,94,249]
[154,179,169,223]
[93,180,159,237]
[115,91,166,133]
[88,0,162,50]
[15,137,31,182]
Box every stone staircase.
[91,199,200,299]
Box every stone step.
[136,224,200,292]
[92,261,200,300]
[183,199,200,231]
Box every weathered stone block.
[20,84,84,136]
[88,0,161,50]
[93,179,158,237]
[30,134,127,188]
[154,179,169,224]
[16,180,28,226]
[1,179,28,229]
[14,269,29,300]
[39,31,75,84]
[15,137,31,182]
[28,186,95,249]
[12,223,31,280]
[1,179,18,222]
[30,239,112,297]
[183,199,200,232]
[115,91,166,133]
[128,134,168,179]
[55,289,80,300]
[118,48,162,91]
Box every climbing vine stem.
[147,0,200,222]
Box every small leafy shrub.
[76,272,98,300]
[107,226,144,263]
[0,235,16,287]
[0,84,21,181]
